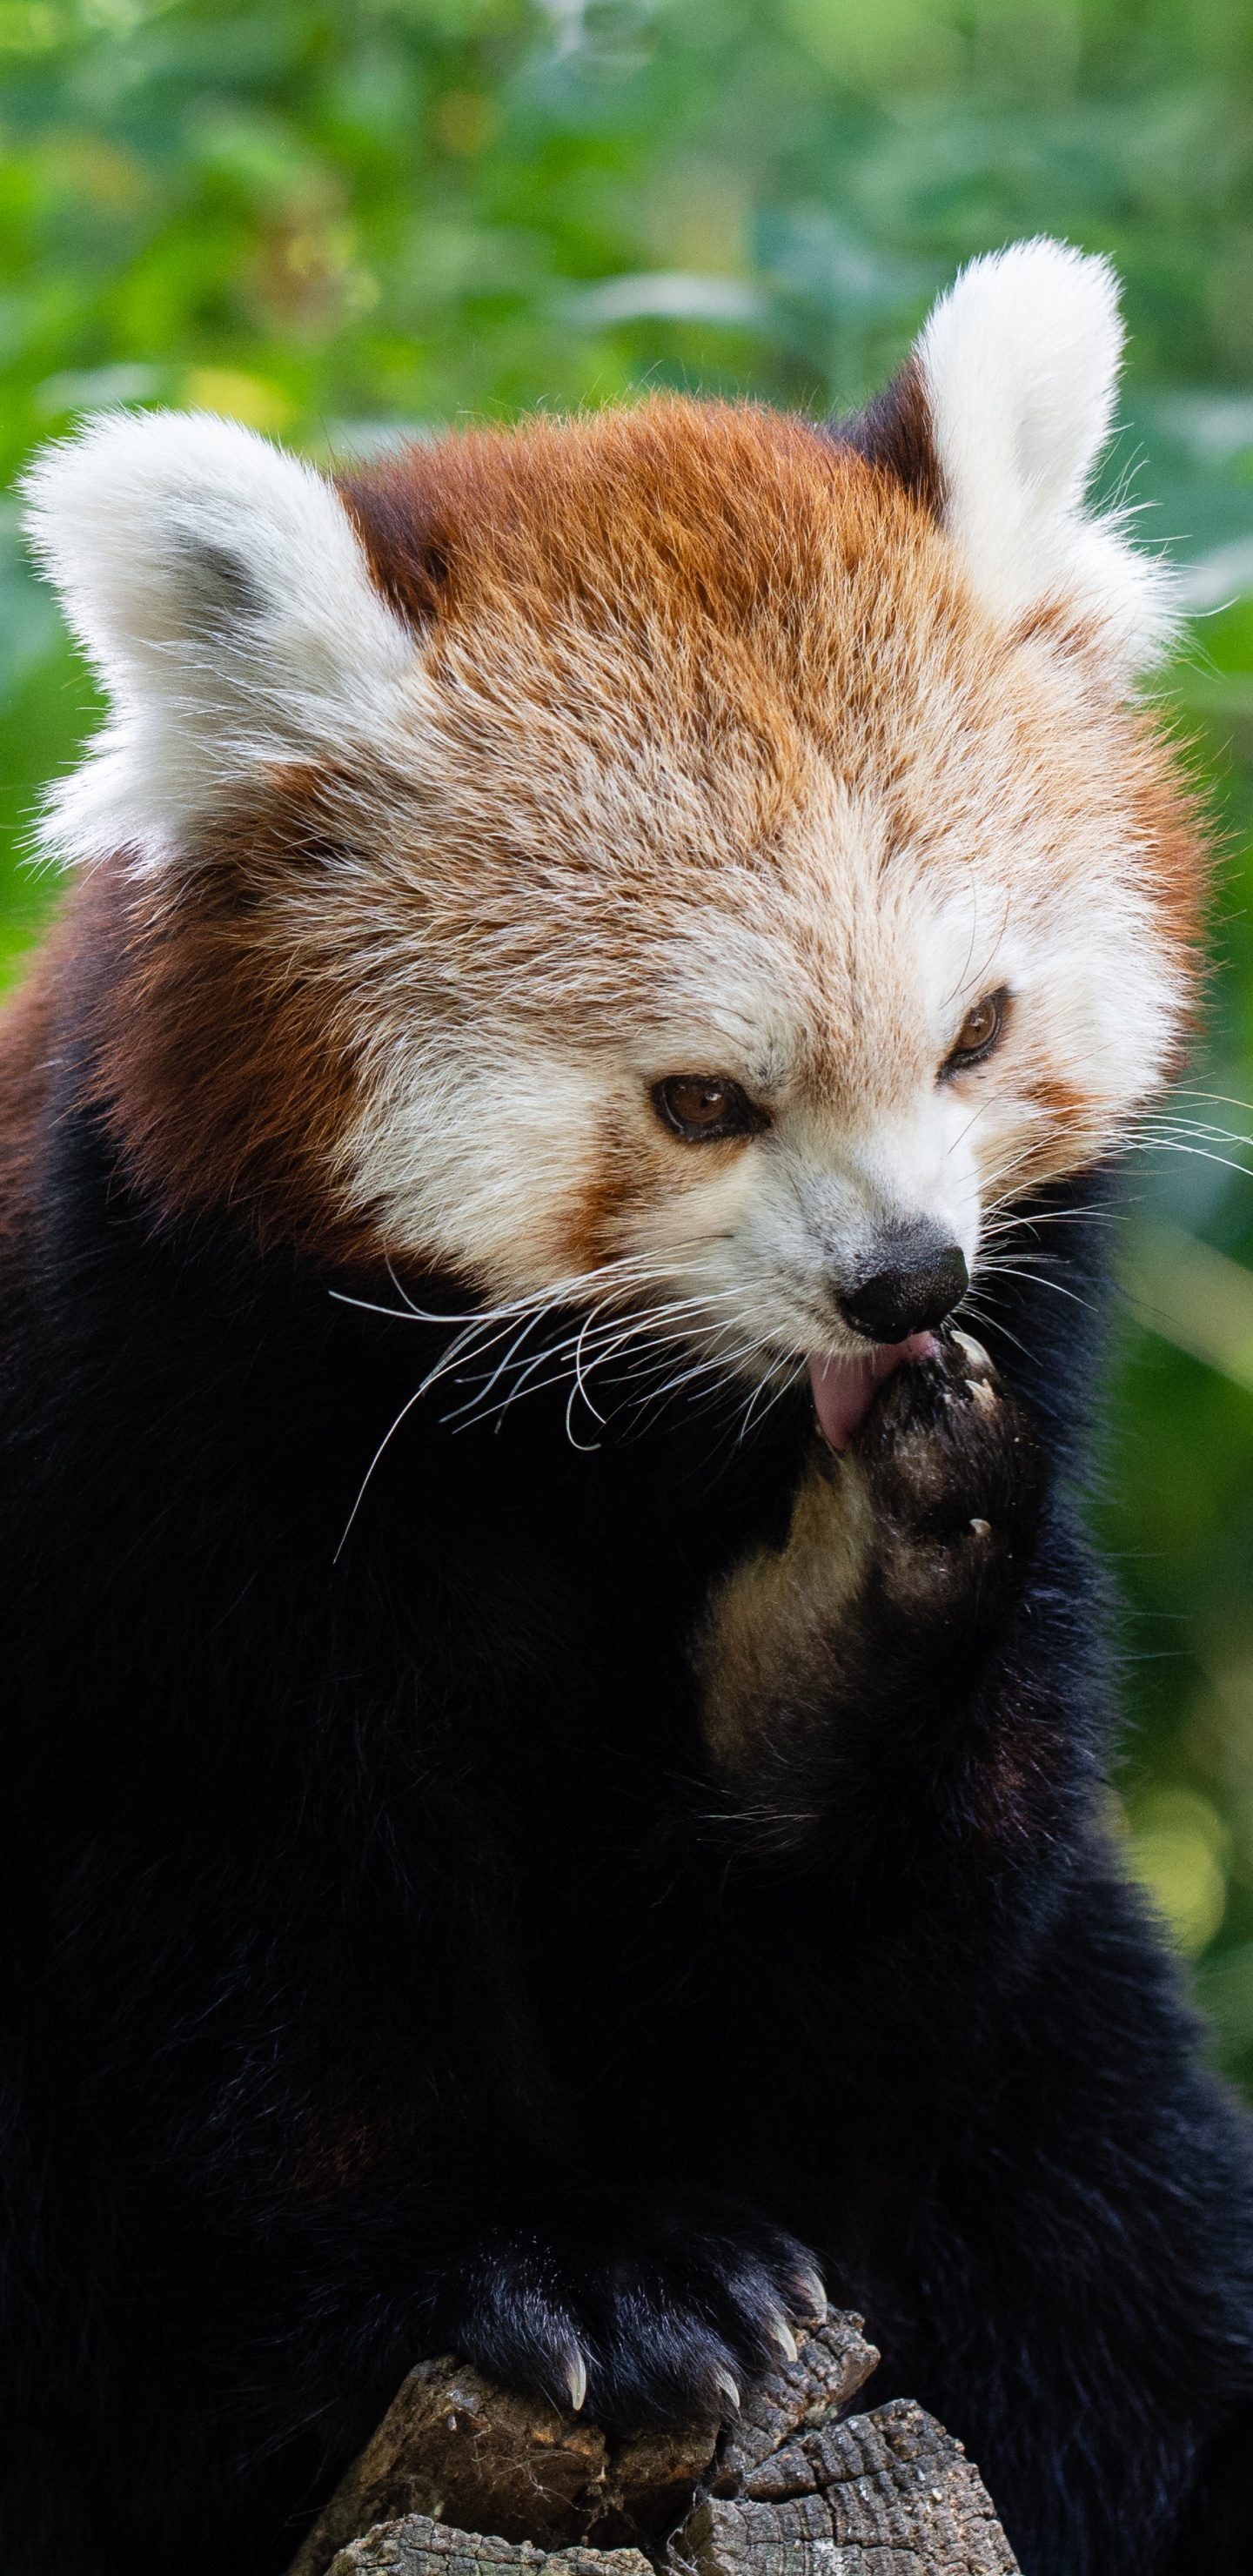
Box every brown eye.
[941,986,1009,1078]
[652,1074,764,1143]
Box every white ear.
[916,238,1176,667]
[23,410,416,868]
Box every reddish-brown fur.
[2,399,1207,1284]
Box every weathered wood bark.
[319,2532,653,2576]
[285,2320,1020,2576]
[686,2396,1020,2574]
[285,2355,727,2574]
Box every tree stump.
[285,2319,1020,2576]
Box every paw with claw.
[852,1329,1045,1634]
[441,2207,828,2431]
[696,1331,1045,1784]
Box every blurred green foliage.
[4,0,1253,2088]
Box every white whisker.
[975,1259,1097,1313]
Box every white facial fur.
[336,778,1181,1392]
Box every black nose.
[840,1241,969,1343]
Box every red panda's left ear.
[908,239,1176,673]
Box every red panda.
[0,238,1248,2576]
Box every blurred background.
[3,0,1253,2093]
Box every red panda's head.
[23,241,1204,1439]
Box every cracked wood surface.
[285,2320,1020,2576]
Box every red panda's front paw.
[443,2205,826,2432]
[850,1332,1046,1632]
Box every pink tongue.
[808,1335,937,1450]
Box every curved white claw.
[793,2266,828,2326]
[767,2312,799,2362]
[714,2367,741,2415]
[951,1329,992,1372]
[564,2345,587,2412]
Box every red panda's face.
[312,453,1189,1416]
[24,244,1203,1432]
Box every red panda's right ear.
[21,409,419,872]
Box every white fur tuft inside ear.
[916,238,1176,667]
[23,410,416,868]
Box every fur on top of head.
[20,238,1203,1411]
